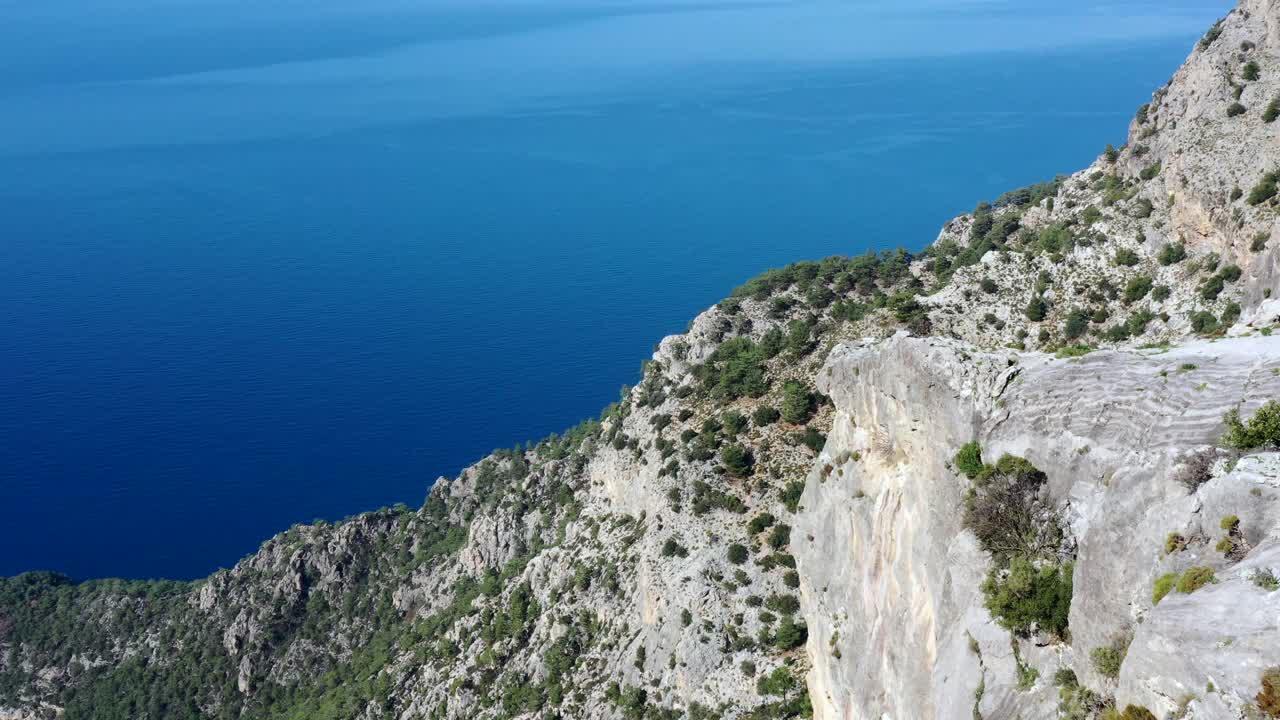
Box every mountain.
[3,1,1279,719]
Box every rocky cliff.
[2,2,1278,719]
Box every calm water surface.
[0,0,1228,578]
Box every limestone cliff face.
[796,334,1280,720]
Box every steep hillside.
[3,2,1278,720]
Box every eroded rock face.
[798,334,1280,720]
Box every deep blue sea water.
[0,0,1228,580]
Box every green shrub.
[1248,171,1280,206]
[767,524,792,550]
[748,513,776,534]
[980,277,998,293]
[1114,706,1157,720]
[954,442,985,479]
[753,405,781,426]
[721,444,754,477]
[1199,19,1223,49]
[1064,309,1090,339]
[1201,274,1225,301]
[1024,295,1048,322]
[1164,533,1187,554]
[1153,572,1179,605]
[661,538,689,558]
[774,615,808,650]
[1222,401,1280,449]
[1091,635,1130,679]
[981,557,1073,638]
[781,381,815,425]
[1244,61,1261,81]
[794,426,826,453]
[1227,102,1247,118]
[1152,285,1171,302]
[962,455,1058,561]
[723,410,748,436]
[727,544,749,565]
[1265,97,1280,124]
[1176,566,1215,594]
[697,337,768,400]
[1124,275,1153,303]
[1056,345,1093,359]
[1139,163,1161,181]
[764,593,800,615]
[1157,243,1186,265]
[1190,311,1220,335]
[781,482,805,513]
[1114,248,1140,266]
[1253,569,1280,592]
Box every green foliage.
[780,381,815,425]
[1176,566,1215,594]
[1190,310,1220,335]
[994,177,1064,209]
[794,427,825,453]
[781,482,805,513]
[962,455,1060,562]
[954,442,985,479]
[1153,572,1179,605]
[1038,224,1072,254]
[1248,171,1280,206]
[1157,243,1186,265]
[1113,706,1157,720]
[721,443,755,477]
[1139,163,1161,181]
[728,544,749,565]
[752,405,781,427]
[981,558,1073,639]
[748,513,777,534]
[1062,307,1091,339]
[1090,636,1129,679]
[723,410,748,436]
[767,524,792,550]
[1123,275,1153,304]
[661,538,689,558]
[1265,97,1280,124]
[1227,102,1247,118]
[1024,295,1048,322]
[773,616,808,651]
[1199,19,1223,49]
[1222,401,1280,449]
[1113,248,1140,267]
[697,337,768,400]
[1253,569,1280,592]
[1244,61,1261,82]
[1055,345,1093,359]
[764,593,800,615]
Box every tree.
[1024,295,1047,322]
[1063,309,1090,339]
[752,405,780,426]
[720,444,754,477]
[774,616,808,650]
[781,381,814,425]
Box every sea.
[0,0,1228,579]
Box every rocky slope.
[3,2,1279,719]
